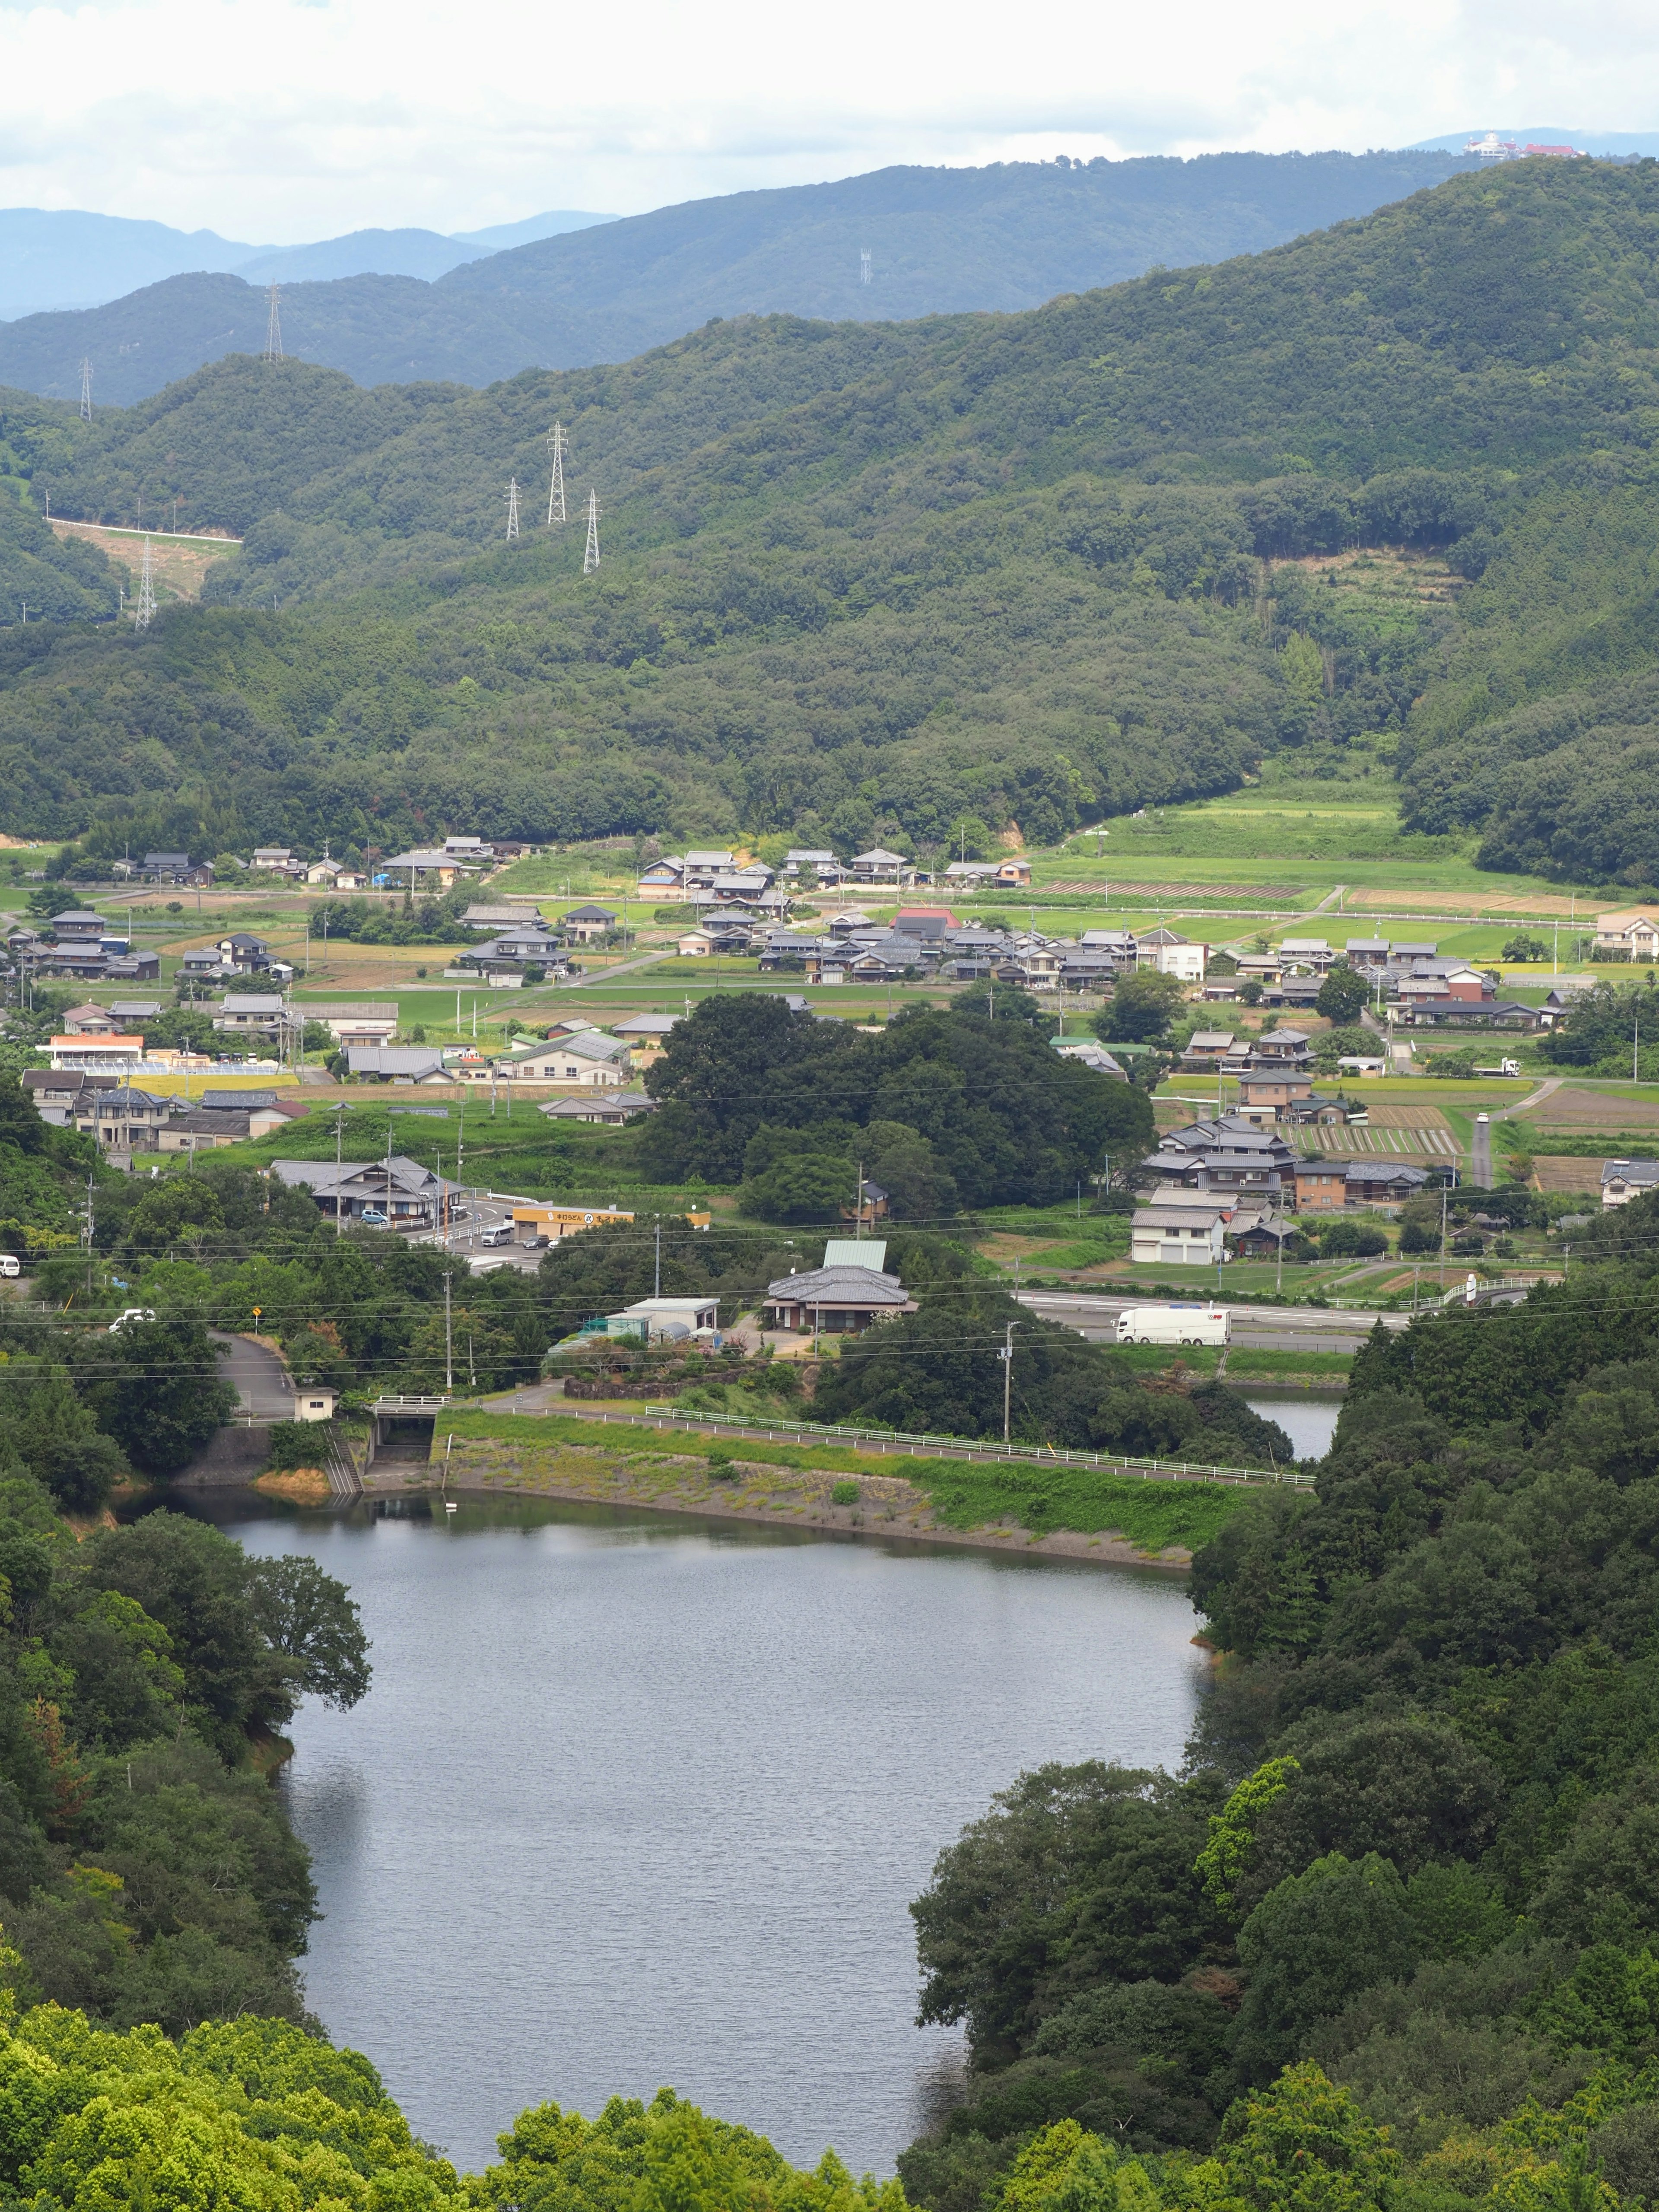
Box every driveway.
[208,1331,294,1418]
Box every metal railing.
[493,1397,1315,1488]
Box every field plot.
[48,520,237,604]
[1532,1158,1608,1194]
[1301,1124,1459,1157]
[1365,1104,1455,1130]
[1518,1087,1659,1130]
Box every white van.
[0,1255,18,1278]
[1116,1304,1230,1347]
[479,1222,514,1247]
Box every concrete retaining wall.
[173,1424,273,1485]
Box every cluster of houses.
[1129,1114,1446,1267]
[25,1071,312,1153]
[566,1236,914,1352]
[672,907,1209,987]
[9,913,162,988]
[636,849,1034,906]
[1205,936,1554,1028]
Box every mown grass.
[1226,1348,1353,1377]
[443,1410,1261,1551]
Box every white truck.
[1116,1304,1231,1347]
[1473,1058,1522,1077]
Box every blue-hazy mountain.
[0,149,1477,404]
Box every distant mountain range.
[0,208,615,320]
[0,149,1478,404]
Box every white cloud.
[0,0,1656,239]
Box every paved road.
[1018,1290,1403,1350]
[1469,1116,1494,1189]
[208,1331,294,1417]
[561,950,671,991]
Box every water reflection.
[186,1494,1206,2179]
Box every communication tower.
[79,359,92,421]
[546,421,569,524]
[860,249,871,286]
[583,489,600,573]
[506,477,521,540]
[132,537,157,630]
[264,283,284,362]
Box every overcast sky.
[1,0,1656,240]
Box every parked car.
[0,1255,19,1278]
[359,1209,389,1227]
[108,1308,158,1331]
[480,1223,514,1246]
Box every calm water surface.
[193,1496,1207,2180]
[1243,1393,1341,1462]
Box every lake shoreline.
[356,1452,1196,1572]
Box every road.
[208,1331,294,1417]
[562,950,670,991]
[1469,1115,1494,1189]
[1018,1290,1403,1352]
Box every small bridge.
[365,1394,451,1471]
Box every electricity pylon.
[264,284,284,362]
[583,489,600,573]
[860,249,871,285]
[79,359,92,421]
[132,537,157,629]
[546,422,568,524]
[506,477,521,540]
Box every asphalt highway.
[1017,1290,1402,1351]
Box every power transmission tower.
[546,421,568,524]
[860,248,871,286]
[583,488,600,573]
[132,536,157,629]
[505,477,521,540]
[79,358,92,421]
[264,283,284,362]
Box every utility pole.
[334,1107,344,1236]
[85,1173,95,1297]
[264,283,283,362]
[1001,1321,1015,1445]
[583,489,600,573]
[79,358,92,421]
[547,422,568,525]
[855,1160,864,1238]
[443,1271,454,1390]
[654,1218,661,1298]
[505,477,521,540]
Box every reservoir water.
[188,1495,1207,2180]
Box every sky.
[2,0,1658,240]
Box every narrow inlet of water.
[1243,1392,1342,1462]
[184,1495,1208,2179]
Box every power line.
[583,488,601,573]
[547,422,568,526]
[264,283,284,363]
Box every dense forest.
[893,1189,1659,2212]
[7,160,1659,866]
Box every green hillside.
[4,158,1659,868]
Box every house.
[346,1047,450,1084]
[637,857,687,896]
[157,1109,251,1151]
[613,1012,680,1041]
[212,995,293,1040]
[509,1202,636,1246]
[1235,953,1282,986]
[451,925,561,976]
[498,1033,632,1086]
[51,912,109,944]
[704,868,774,906]
[1138,929,1208,982]
[309,1003,400,1047]
[893,907,957,941]
[103,952,162,983]
[270,1156,443,1228]
[1278,938,1334,973]
[61,1003,120,1035]
[1052,1038,1128,1078]
[108,1000,162,1025]
[197,1090,309,1139]
[782,849,839,876]
[49,1033,144,1073]
[76,1087,174,1151]
[682,851,736,888]
[1130,1200,1231,1266]
[763,1262,915,1335]
[1345,940,1392,971]
[292,1386,337,1423]
[23,1069,117,1114]
[1338,1055,1389,1077]
[1181,1030,1236,1067]
[943,857,1033,887]
[1236,1068,1316,1113]
[1253,1027,1313,1068]
[178,948,230,982]
[1603,1159,1659,1208]
[143,851,196,883]
[462,902,549,930]
[537,1090,658,1125]
[603,1296,721,1343]
[841,1179,890,1227]
[378,848,474,889]
[1059,952,1129,991]
[560,903,617,942]
[216,934,270,974]
[1595,911,1659,961]
[305,859,367,890]
[251,848,299,876]
[677,929,718,957]
[1295,1161,1350,1211]
[1342,1160,1433,1205]
[442,836,494,862]
[849,848,912,886]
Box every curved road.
[208,1331,294,1418]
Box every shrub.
[831,1480,860,1505]
[266,1418,329,1470]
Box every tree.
[1316,960,1370,1024]
[1232,1853,1422,2082]
[737,1152,858,1224]
[1503,933,1550,963]
[1314,1220,1387,1258]
[1213,2063,1401,2212]
[244,1554,371,1710]
[1095,973,1185,1045]
[69,1317,236,1475]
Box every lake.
[188,1495,1209,2181]
[1242,1393,1342,1461]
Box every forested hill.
[0,150,1475,407]
[5,158,1659,872]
